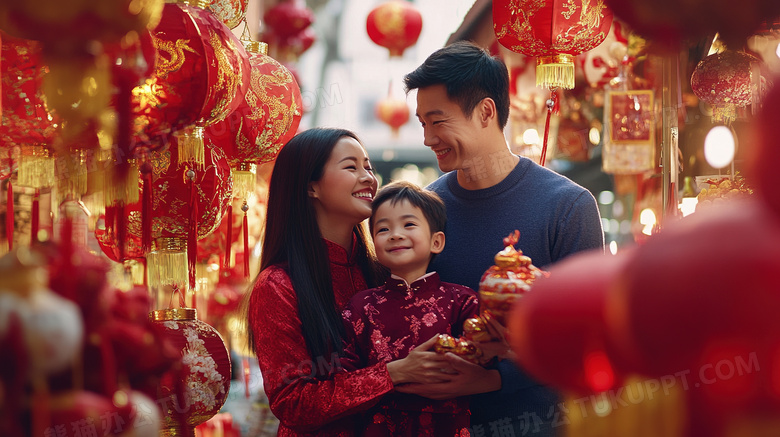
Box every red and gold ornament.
[691,50,769,125]
[375,93,410,137]
[366,0,423,58]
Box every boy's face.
[371,199,444,279]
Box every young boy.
[340,180,478,436]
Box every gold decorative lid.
[150,307,197,321]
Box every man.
[400,40,604,436]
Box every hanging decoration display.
[366,0,423,58]
[132,1,250,166]
[602,89,655,174]
[691,50,770,125]
[493,0,613,166]
[375,93,410,137]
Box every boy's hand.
[395,353,502,399]
[386,335,458,385]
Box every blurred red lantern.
[691,50,769,125]
[95,210,146,263]
[375,94,410,137]
[493,0,613,90]
[150,308,231,436]
[366,1,423,58]
[509,249,636,395]
[604,0,780,52]
[262,0,315,41]
[206,41,302,200]
[132,2,250,164]
[209,0,249,29]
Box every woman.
[245,128,455,436]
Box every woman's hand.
[386,335,457,385]
[394,353,502,399]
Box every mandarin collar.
[386,272,439,294]
[323,234,359,266]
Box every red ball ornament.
[366,1,423,58]
[691,50,769,125]
[206,41,302,199]
[375,95,410,137]
[209,0,249,29]
[150,308,231,436]
[493,0,613,90]
[132,2,250,158]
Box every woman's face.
[309,136,377,228]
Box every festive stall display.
[601,89,655,174]
[493,0,613,165]
[366,0,423,58]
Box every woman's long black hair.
[245,128,386,364]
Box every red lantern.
[375,95,410,137]
[262,0,315,41]
[691,50,769,125]
[509,249,635,395]
[150,308,231,436]
[366,1,423,58]
[493,0,613,90]
[139,138,232,308]
[205,41,302,200]
[747,74,780,223]
[209,0,248,29]
[604,0,780,52]
[133,2,250,164]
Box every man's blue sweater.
[428,156,604,436]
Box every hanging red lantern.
[604,0,780,52]
[150,308,231,436]
[375,93,410,137]
[366,0,423,58]
[138,138,232,309]
[691,50,770,125]
[493,0,613,90]
[209,0,249,29]
[132,1,250,164]
[205,40,302,200]
[262,0,315,41]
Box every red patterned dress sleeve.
[248,266,394,435]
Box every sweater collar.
[323,234,358,266]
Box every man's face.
[415,84,482,173]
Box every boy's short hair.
[370,180,446,235]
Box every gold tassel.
[57,149,89,202]
[712,105,737,125]
[146,238,189,310]
[104,159,140,206]
[175,126,205,168]
[18,146,55,189]
[169,0,210,8]
[232,163,257,201]
[536,54,575,90]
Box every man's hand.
[475,311,517,362]
[395,352,502,399]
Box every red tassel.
[117,204,127,262]
[224,204,233,272]
[141,166,152,253]
[188,168,198,304]
[243,357,251,399]
[31,189,39,245]
[6,178,13,251]
[243,202,249,279]
[540,90,559,167]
